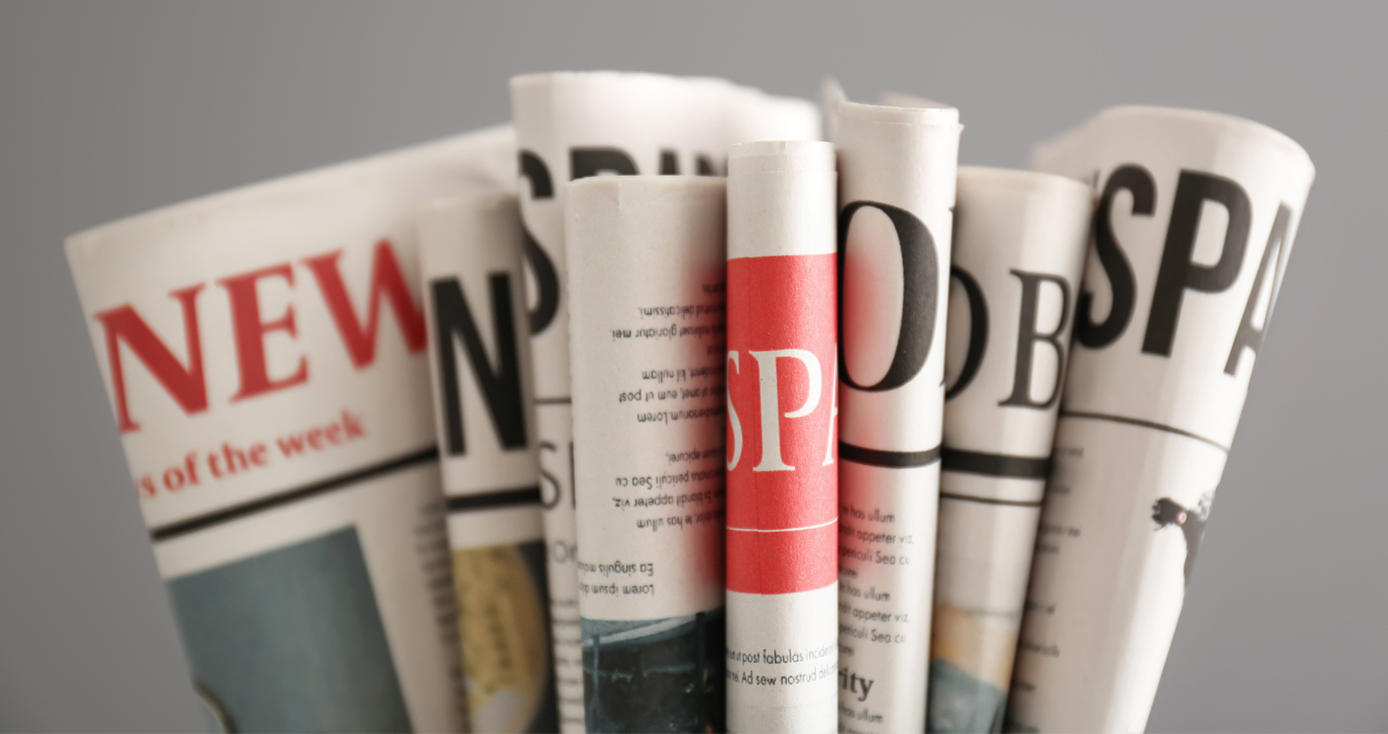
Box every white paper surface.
[825,84,962,734]
[929,167,1092,733]
[510,70,819,732]
[1007,107,1315,732]
[65,127,516,733]
[566,176,728,731]
[725,140,839,734]
[418,194,556,734]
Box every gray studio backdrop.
[1,2,1384,731]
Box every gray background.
[0,1,1382,731]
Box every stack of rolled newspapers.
[66,70,1313,734]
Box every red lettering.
[209,441,271,479]
[183,452,200,485]
[219,264,307,402]
[94,285,208,433]
[219,442,251,474]
[274,411,364,457]
[304,240,426,368]
[342,409,365,438]
[276,433,307,457]
[162,466,186,491]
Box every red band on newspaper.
[725,253,837,595]
[726,521,837,594]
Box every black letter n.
[431,275,528,455]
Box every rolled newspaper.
[825,84,962,734]
[417,193,557,733]
[725,140,839,733]
[566,176,728,732]
[64,127,515,733]
[928,167,1092,734]
[510,70,819,731]
[1007,107,1315,732]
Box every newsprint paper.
[510,70,819,732]
[825,84,962,734]
[418,193,558,733]
[566,176,728,732]
[1007,107,1315,732]
[725,140,839,734]
[65,127,513,733]
[930,167,1091,734]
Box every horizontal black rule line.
[939,492,1043,508]
[535,396,572,405]
[941,448,1050,480]
[446,487,542,513]
[149,446,440,543]
[839,442,942,468]
[1059,410,1230,453]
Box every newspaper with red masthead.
[66,127,513,733]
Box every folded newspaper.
[724,140,841,734]
[66,127,514,732]
[1007,107,1314,732]
[509,70,818,732]
[566,176,729,732]
[825,83,962,734]
[930,167,1092,734]
[418,193,558,733]
[65,66,1316,734]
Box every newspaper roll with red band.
[418,193,557,734]
[724,252,839,595]
[928,167,1091,734]
[510,72,819,731]
[65,127,515,733]
[1007,107,1315,732]
[825,84,962,734]
[566,176,729,732]
[725,140,839,734]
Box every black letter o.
[838,201,937,392]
